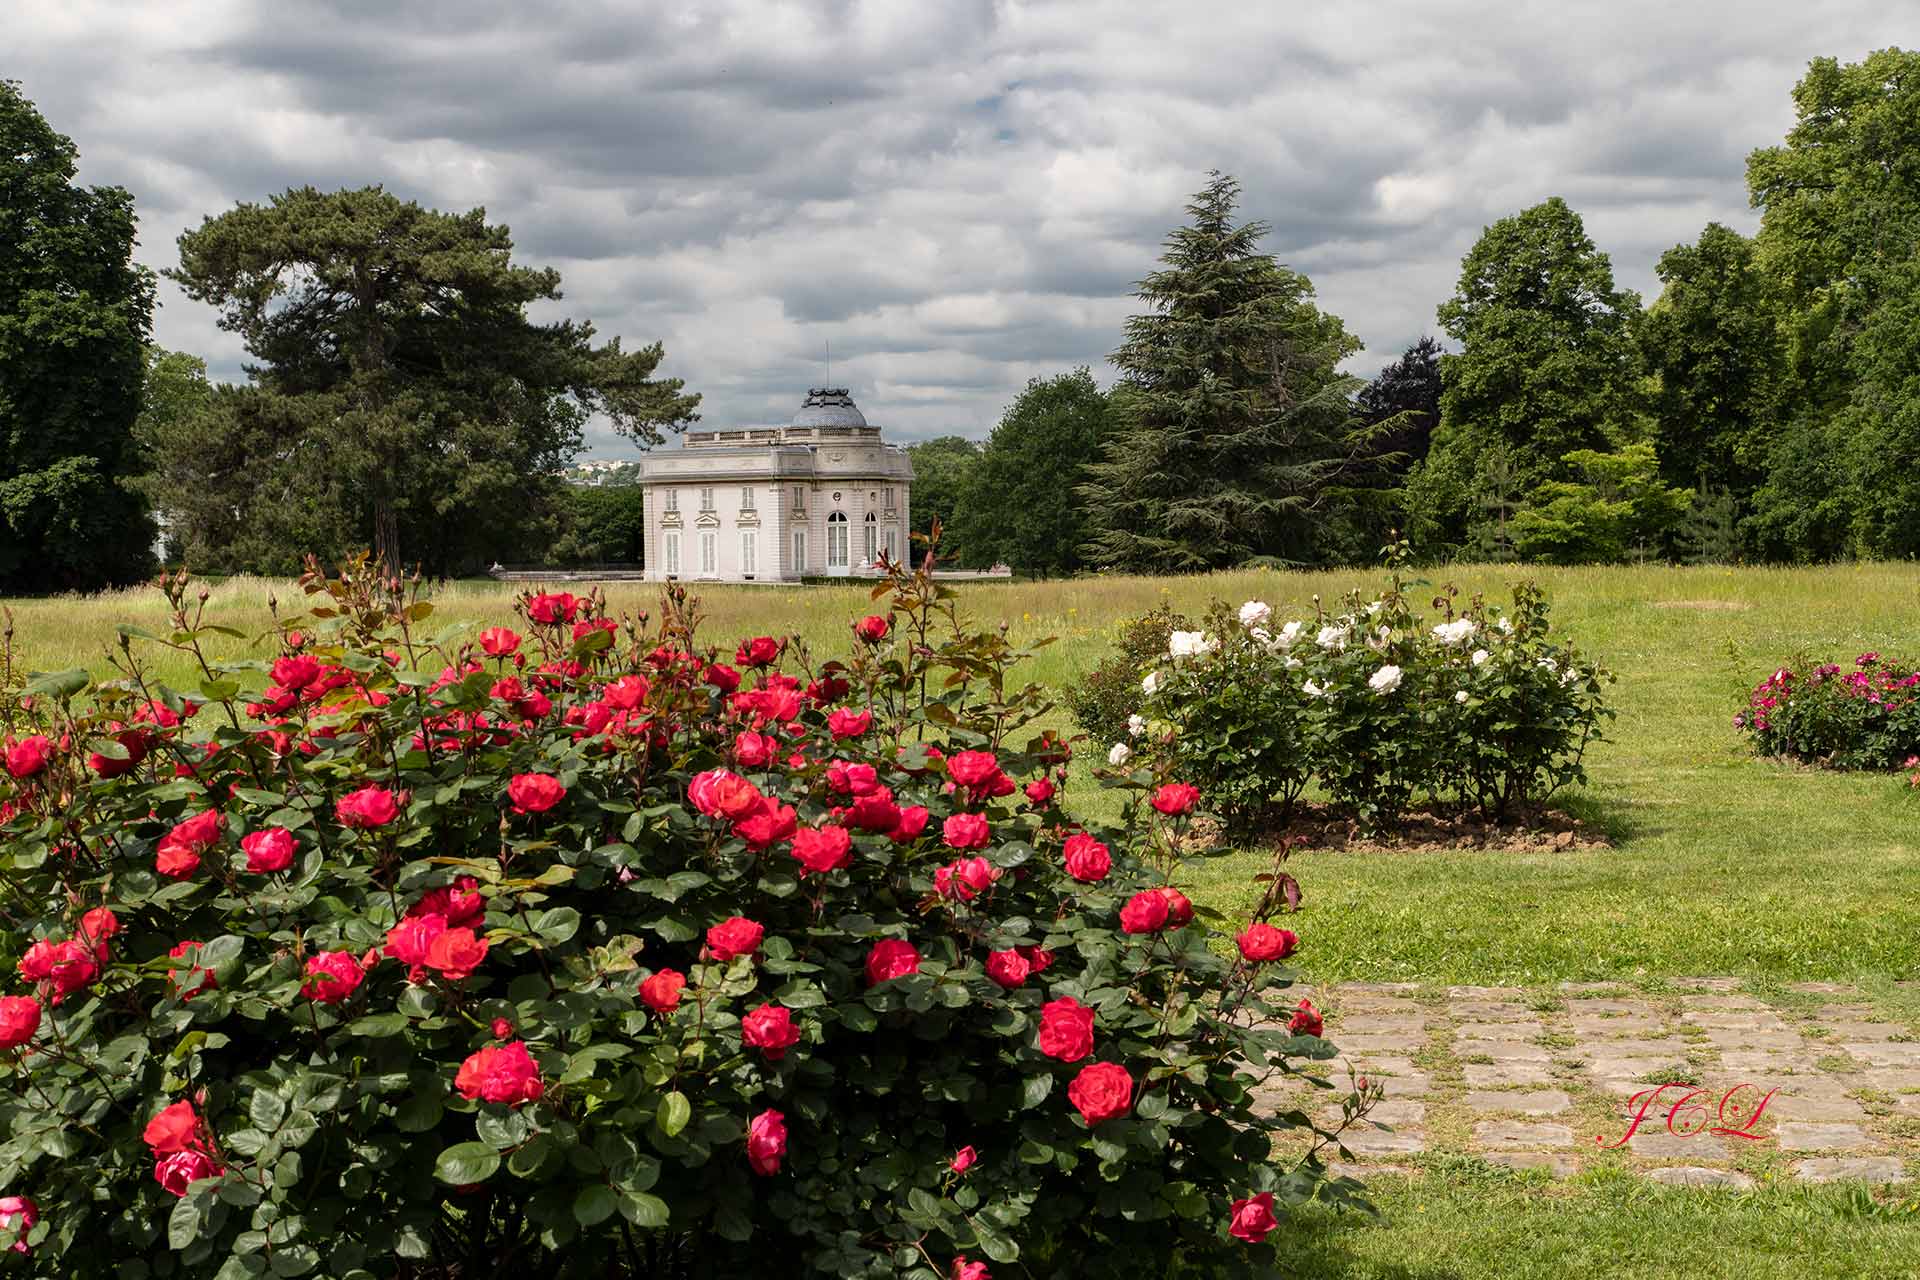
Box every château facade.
[637,389,913,582]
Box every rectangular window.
[884,487,895,508]
[792,485,804,508]
[663,532,680,575]
[792,529,805,572]
[740,487,755,511]
[863,521,878,565]
[700,487,714,512]
[741,531,756,575]
[699,532,717,575]
[884,529,898,562]
[665,489,679,513]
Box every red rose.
[790,825,853,875]
[508,772,567,815]
[866,938,921,985]
[154,1149,221,1198]
[87,724,148,777]
[1288,999,1323,1037]
[733,730,778,767]
[0,1194,37,1253]
[413,877,484,926]
[479,627,522,657]
[984,950,1030,989]
[490,1017,514,1039]
[1062,833,1111,882]
[735,636,781,668]
[241,827,298,874]
[942,813,991,850]
[951,1260,990,1280]
[741,1002,802,1061]
[888,806,930,843]
[854,615,890,642]
[639,969,686,1013]
[1229,1191,1278,1243]
[826,761,880,795]
[1067,1061,1133,1125]
[301,951,365,1004]
[1150,782,1201,816]
[1037,997,1095,1062]
[735,798,799,850]
[1159,887,1194,927]
[844,787,902,833]
[946,750,999,788]
[602,674,650,709]
[3,735,50,780]
[142,1099,203,1154]
[689,769,763,821]
[155,840,201,880]
[1236,923,1298,963]
[806,674,851,705]
[337,785,401,829]
[1018,944,1055,974]
[1118,890,1170,934]
[386,913,448,981]
[1024,777,1056,806]
[935,856,999,902]
[949,1145,978,1175]
[827,708,873,739]
[704,662,742,693]
[526,592,579,625]
[156,809,223,878]
[26,940,97,1005]
[746,1108,787,1176]
[573,617,617,644]
[706,916,766,963]
[0,996,40,1050]
[168,940,218,1000]
[426,928,489,981]
[270,655,321,690]
[455,1041,544,1106]
[77,907,119,960]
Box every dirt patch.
[1648,599,1752,611]
[1246,804,1611,855]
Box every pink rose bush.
[1734,652,1920,769]
[0,551,1360,1276]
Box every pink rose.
[942,813,991,850]
[950,1145,978,1175]
[1229,1191,1278,1243]
[746,1108,787,1176]
[241,827,298,874]
[154,1149,221,1197]
[865,939,921,985]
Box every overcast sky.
[9,1,1905,456]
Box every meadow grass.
[11,562,1919,985]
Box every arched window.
[827,512,849,569]
[863,512,878,565]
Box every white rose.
[1537,657,1558,674]
[1141,670,1160,696]
[1283,656,1303,670]
[1238,600,1272,628]
[1108,742,1132,767]
[1368,664,1403,695]
[1302,679,1326,699]
[1365,601,1383,616]
[1316,624,1349,652]
[1278,621,1304,649]
[1471,649,1489,667]
[1127,713,1146,737]
[1249,626,1273,647]
[1455,690,1469,704]
[1167,630,1214,659]
[1496,616,1513,634]
[1432,618,1476,646]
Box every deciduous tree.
[903,435,980,566]
[963,369,1110,577]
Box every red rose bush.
[0,552,1365,1277]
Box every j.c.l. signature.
[1594,1081,1778,1147]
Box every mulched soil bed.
[1207,804,1611,854]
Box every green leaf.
[1021,1073,1053,1109]
[23,667,89,700]
[433,1142,501,1185]
[248,1091,287,1131]
[658,1091,691,1138]
[573,1184,618,1226]
[534,907,581,944]
[508,1133,555,1178]
[394,1091,443,1133]
[620,1190,670,1228]
[168,1192,205,1249]
[347,1013,408,1038]
[268,1245,318,1277]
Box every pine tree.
[1078,173,1366,572]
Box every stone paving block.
[1681,1011,1791,1031]
[1560,981,1627,993]
[1473,1120,1574,1149]
[1484,1152,1579,1176]
[1794,1157,1908,1185]
[1859,1068,1920,1092]
[1320,1100,1427,1127]
[1627,1131,1730,1161]
[1335,1015,1431,1037]
[1819,1021,1907,1042]
[1581,1057,1692,1081]
[1572,1038,1694,1058]
[1646,1166,1755,1190]
[1328,1161,1415,1181]
[1768,1095,1869,1123]
[1465,1062,1556,1088]
[1813,1003,1877,1020]
[1334,1034,1427,1056]
[1716,1053,1806,1074]
[1777,1122,1876,1152]
[1570,1017,1668,1039]
[1450,1000,1536,1021]
[1567,999,1657,1016]
[1340,982,1423,996]
[1329,1054,1422,1077]
[1476,1041,1552,1062]
[1455,1022,1546,1042]
[1671,981,1747,995]
[1448,986,1525,999]
[1702,1029,1808,1050]
[1842,1042,1920,1067]
[1463,1089,1572,1115]
[1338,1128,1426,1156]
[1372,1073,1433,1098]
[1788,983,1860,995]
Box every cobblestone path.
[1260,979,1920,1190]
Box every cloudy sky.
[9,1,1905,455]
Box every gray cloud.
[7,0,1907,452]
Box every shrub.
[1136,562,1613,832]
[1062,605,1189,749]
[1734,653,1920,769]
[0,553,1364,1278]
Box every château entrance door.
[826,512,850,575]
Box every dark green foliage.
[963,369,1111,577]
[549,484,648,567]
[161,186,700,576]
[1678,485,1746,565]
[1062,605,1190,749]
[130,348,214,565]
[904,436,981,567]
[0,81,157,592]
[1079,173,1368,572]
[1510,444,1693,565]
[1348,336,1444,550]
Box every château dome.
[790,387,868,429]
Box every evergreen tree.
[164,186,700,575]
[0,80,157,592]
[903,435,981,566]
[1079,173,1366,572]
[963,369,1111,577]
[1355,335,1443,470]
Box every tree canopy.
[1079,173,1366,572]
[0,80,156,592]
[160,186,700,575]
[903,435,981,567]
[961,369,1111,577]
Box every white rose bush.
[1135,559,1614,836]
